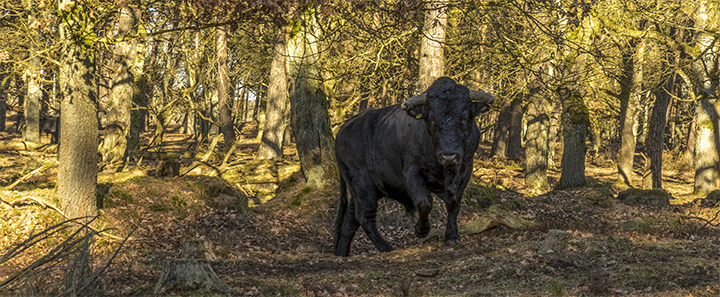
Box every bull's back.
[335,105,419,191]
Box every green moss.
[563,94,590,125]
[545,278,566,296]
[149,204,167,212]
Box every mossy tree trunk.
[491,96,512,158]
[287,8,337,190]
[693,3,720,194]
[507,95,524,160]
[557,91,589,189]
[525,92,549,191]
[101,4,136,170]
[57,0,98,220]
[257,26,290,160]
[418,0,448,92]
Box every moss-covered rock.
[616,188,672,207]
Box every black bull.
[334,77,494,256]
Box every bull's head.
[401,77,494,166]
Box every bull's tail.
[333,176,348,250]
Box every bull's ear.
[471,102,491,117]
[405,105,426,119]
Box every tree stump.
[156,159,180,177]
[153,239,230,295]
[538,229,571,255]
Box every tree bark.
[490,95,512,158]
[557,92,589,189]
[101,4,136,170]
[417,0,448,92]
[524,93,549,192]
[257,27,290,160]
[57,0,98,219]
[287,8,337,190]
[216,24,235,149]
[507,95,524,160]
[616,43,640,187]
[644,71,674,189]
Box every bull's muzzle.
[438,153,460,166]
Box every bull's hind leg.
[353,178,393,252]
[335,200,359,257]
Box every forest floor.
[1,130,720,296]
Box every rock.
[538,229,571,255]
[617,188,671,207]
[419,228,444,244]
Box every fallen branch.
[1,161,57,191]
[460,205,536,235]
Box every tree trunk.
[617,43,640,187]
[287,9,337,190]
[547,109,559,168]
[24,1,41,143]
[257,27,290,160]
[693,3,720,194]
[557,92,589,189]
[417,0,448,92]
[490,95,512,158]
[0,71,6,132]
[507,95,524,160]
[101,4,136,170]
[524,93,549,192]
[57,0,98,219]
[216,24,235,149]
[644,71,674,189]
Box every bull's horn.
[469,90,495,104]
[401,93,427,110]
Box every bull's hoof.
[445,239,460,247]
[414,224,430,238]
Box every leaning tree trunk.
[57,0,98,220]
[643,51,675,189]
[257,27,290,160]
[557,92,590,190]
[490,95,513,158]
[616,43,640,187]
[693,3,720,194]
[525,93,549,192]
[417,0,448,92]
[216,24,235,149]
[101,4,136,169]
[287,8,337,190]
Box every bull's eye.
[428,118,436,125]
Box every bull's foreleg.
[443,198,461,246]
[405,167,433,238]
